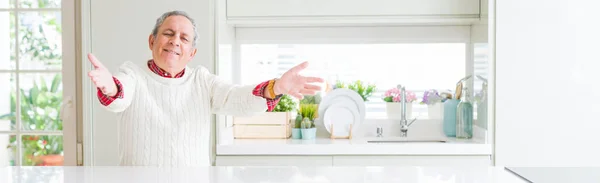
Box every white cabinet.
[333,156,491,166]
[227,0,480,17]
[216,156,333,166]
[495,0,600,166]
[226,0,481,26]
[215,155,490,166]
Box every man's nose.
[169,38,180,47]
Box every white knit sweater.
[102,61,267,167]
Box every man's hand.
[274,61,325,99]
[87,53,118,97]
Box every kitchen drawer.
[216,156,333,166]
[333,155,491,166]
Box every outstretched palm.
[274,61,325,99]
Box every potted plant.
[382,87,416,120]
[298,103,318,140]
[272,94,297,113]
[420,89,445,119]
[335,80,376,101]
[292,94,321,139]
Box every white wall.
[87,0,214,165]
[496,0,600,166]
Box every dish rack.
[329,123,353,139]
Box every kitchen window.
[233,26,489,119]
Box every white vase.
[427,103,444,119]
[386,102,412,120]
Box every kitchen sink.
[367,140,447,143]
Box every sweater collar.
[147,59,185,78]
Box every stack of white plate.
[316,88,366,137]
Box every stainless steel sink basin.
[367,140,447,143]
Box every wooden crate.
[233,112,294,125]
[232,112,294,139]
[233,123,292,139]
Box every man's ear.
[189,48,198,60]
[148,34,155,50]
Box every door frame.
[79,0,94,166]
[62,0,79,166]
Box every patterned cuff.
[252,80,282,112]
[97,77,124,106]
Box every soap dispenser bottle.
[456,82,473,139]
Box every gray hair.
[151,10,198,47]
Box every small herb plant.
[271,95,297,112]
[335,80,376,101]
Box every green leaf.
[383,96,394,102]
[50,74,61,92]
[30,82,39,105]
[40,77,48,92]
[36,93,48,108]
[0,112,16,121]
[20,88,31,107]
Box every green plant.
[336,80,376,101]
[334,80,346,89]
[294,115,303,128]
[298,104,318,128]
[301,118,312,129]
[271,95,297,112]
[1,74,63,166]
[299,94,321,105]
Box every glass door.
[0,0,76,166]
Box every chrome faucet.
[397,85,417,137]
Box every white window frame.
[0,0,78,166]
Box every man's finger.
[88,70,99,77]
[290,92,304,100]
[288,61,309,73]
[303,84,322,91]
[305,76,324,83]
[299,89,317,95]
[88,53,105,69]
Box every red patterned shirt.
[97,60,280,111]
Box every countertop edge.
[216,143,493,156]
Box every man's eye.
[182,38,189,41]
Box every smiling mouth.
[163,49,180,55]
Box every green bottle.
[456,85,473,139]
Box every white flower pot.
[386,102,412,120]
[427,103,444,119]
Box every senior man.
[87,10,323,167]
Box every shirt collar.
[147,59,185,78]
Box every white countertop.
[506,167,600,183]
[217,137,492,155]
[0,166,527,183]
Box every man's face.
[149,15,197,75]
